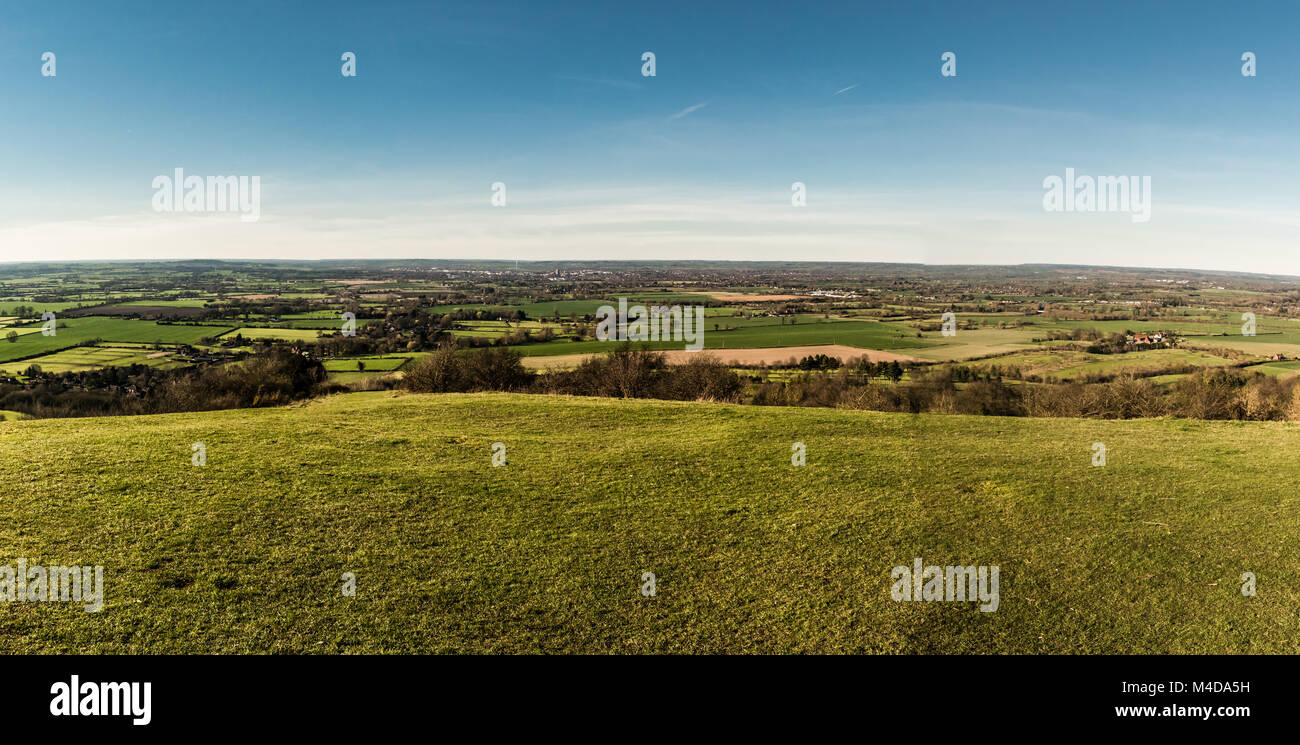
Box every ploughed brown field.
[521,344,921,369]
[65,304,207,318]
[709,293,807,302]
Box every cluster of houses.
[1127,332,1167,345]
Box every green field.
[449,320,565,340]
[0,317,233,363]
[226,327,323,342]
[1243,360,1300,377]
[512,300,611,317]
[2,391,1295,653]
[969,348,1237,380]
[321,356,410,372]
[324,371,394,385]
[521,318,932,356]
[0,300,98,315]
[908,326,1044,361]
[427,300,611,318]
[0,346,183,374]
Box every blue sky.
[1,0,1298,272]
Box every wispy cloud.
[668,102,708,121]
[832,84,858,96]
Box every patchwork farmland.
[1,260,1299,411]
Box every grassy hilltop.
[2,392,1297,653]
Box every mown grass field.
[448,320,565,339]
[1,392,1297,653]
[0,300,101,315]
[906,326,1045,361]
[225,327,323,342]
[321,356,411,372]
[0,346,183,375]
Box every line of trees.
[0,349,325,418]
[402,345,1300,421]
[404,344,743,402]
[12,343,1300,423]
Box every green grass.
[1035,314,1300,347]
[0,346,183,374]
[278,319,372,330]
[321,356,410,372]
[520,318,932,356]
[1,391,1295,653]
[448,320,565,340]
[324,371,395,384]
[969,348,1236,380]
[907,326,1045,361]
[512,300,611,317]
[427,300,610,318]
[0,317,232,362]
[1244,360,1300,377]
[0,301,97,315]
[225,327,323,342]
